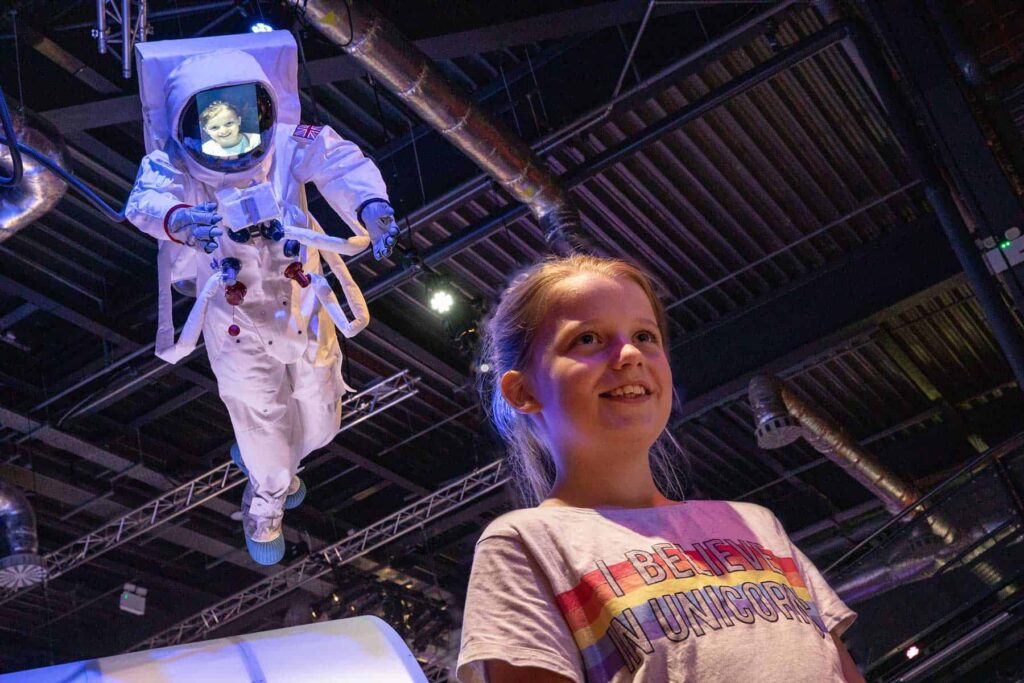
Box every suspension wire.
[293,26,323,125]
[369,74,390,143]
[10,10,25,116]
[407,118,427,206]
[499,62,522,138]
[0,87,24,187]
[524,46,550,127]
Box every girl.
[456,254,864,683]
[199,100,261,157]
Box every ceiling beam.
[40,0,698,131]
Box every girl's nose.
[611,339,644,369]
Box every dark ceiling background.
[2,0,1024,680]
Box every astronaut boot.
[284,476,306,510]
[232,443,305,510]
[241,481,286,566]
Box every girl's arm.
[831,631,866,683]
[485,660,575,683]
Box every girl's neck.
[543,443,674,509]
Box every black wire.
[0,87,24,187]
[10,10,24,117]
[339,0,354,47]
[0,133,125,222]
[293,26,323,126]
[369,74,390,142]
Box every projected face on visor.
[178,82,275,172]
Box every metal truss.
[0,370,419,607]
[93,0,151,79]
[130,458,508,651]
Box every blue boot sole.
[233,443,303,509]
[230,442,248,474]
[245,533,285,566]
[284,478,306,510]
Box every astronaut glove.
[167,202,224,253]
[358,199,400,261]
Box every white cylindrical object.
[317,250,370,338]
[0,616,429,683]
[155,271,221,364]
[284,224,369,255]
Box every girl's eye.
[576,332,598,345]
[636,330,659,344]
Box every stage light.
[905,645,920,659]
[119,583,148,616]
[429,289,454,315]
[251,21,274,33]
[478,362,491,374]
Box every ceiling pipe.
[0,114,68,243]
[0,477,47,589]
[748,375,956,545]
[287,0,587,255]
[748,375,1015,604]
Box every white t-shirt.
[457,500,856,683]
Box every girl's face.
[509,272,673,459]
[203,110,242,148]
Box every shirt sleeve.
[774,514,857,638]
[124,150,190,241]
[456,534,584,683]
[290,126,388,234]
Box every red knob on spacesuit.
[225,281,248,306]
[228,324,240,337]
[284,262,311,288]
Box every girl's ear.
[500,370,541,414]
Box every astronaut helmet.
[164,48,282,187]
[177,82,275,173]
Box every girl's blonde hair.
[199,100,240,127]
[477,253,687,507]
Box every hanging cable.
[0,125,126,222]
[0,88,24,188]
[293,26,323,125]
[10,10,24,116]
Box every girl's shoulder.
[479,499,782,542]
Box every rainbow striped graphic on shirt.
[554,538,828,682]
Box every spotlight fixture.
[250,21,274,33]
[425,272,457,316]
[429,289,455,315]
[905,645,920,659]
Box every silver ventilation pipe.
[0,478,47,588]
[0,114,69,242]
[289,0,586,255]
[747,375,956,544]
[746,375,1013,604]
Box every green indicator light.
[1000,240,1013,250]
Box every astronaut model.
[125,32,398,565]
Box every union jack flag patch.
[292,124,324,140]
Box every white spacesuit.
[125,31,396,565]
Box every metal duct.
[290,0,586,255]
[0,115,68,242]
[747,375,956,544]
[0,478,46,589]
